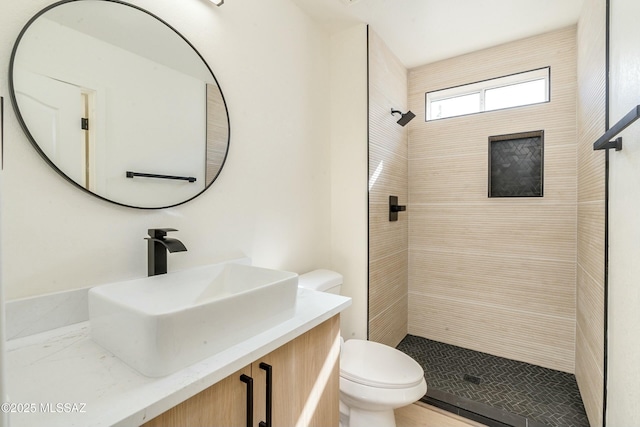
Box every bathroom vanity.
[143,316,339,427]
[5,287,349,427]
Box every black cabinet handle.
[259,363,273,427]
[240,374,253,427]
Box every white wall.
[329,24,368,340]
[0,0,333,299]
[0,158,7,427]
[607,0,640,423]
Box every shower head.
[391,109,416,127]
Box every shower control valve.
[389,196,406,221]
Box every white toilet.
[298,270,427,427]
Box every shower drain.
[463,374,482,385]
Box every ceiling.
[291,0,585,69]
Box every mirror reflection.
[10,0,229,208]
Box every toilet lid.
[340,339,425,389]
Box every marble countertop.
[5,288,351,427]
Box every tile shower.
[368,22,596,427]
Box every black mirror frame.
[8,0,230,209]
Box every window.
[426,68,550,121]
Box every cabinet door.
[293,315,340,427]
[252,316,340,427]
[142,365,252,427]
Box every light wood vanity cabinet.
[142,315,340,427]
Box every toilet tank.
[298,269,343,295]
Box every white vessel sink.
[88,260,298,377]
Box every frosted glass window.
[426,67,550,121]
[430,93,480,120]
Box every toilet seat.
[340,339,424,389]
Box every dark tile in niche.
[489,130,544,198]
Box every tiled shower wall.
[367,28,409,347]
[575,0,607,425]
[407,27,578,373]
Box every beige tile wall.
[368,28,409,347]
[576,0,607,424]
[407,27,578,372]
[206,83,229,186]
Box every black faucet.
[145,228,187,276]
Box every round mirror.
[9,0,230,209]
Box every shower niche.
[488,130,544,198]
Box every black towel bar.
[126,171,196,183]
[593,104,640,151]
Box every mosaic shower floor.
[396,335,589,427]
